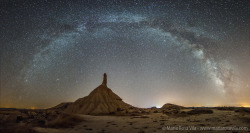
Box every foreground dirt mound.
[64,73,132,115]
[46,113,85,128]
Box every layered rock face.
[64,73,132,115]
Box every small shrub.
[153,110,158,113]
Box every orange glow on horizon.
[240,103,250,107]
[30,106,36,110]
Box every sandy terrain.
[33,109,250,133]
[1,108,248,133]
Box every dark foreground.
[0,107,250,133]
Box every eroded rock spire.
[102,73,107,86]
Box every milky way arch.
[1,1,249,108]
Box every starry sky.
[1,0,249,109]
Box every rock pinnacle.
[102,73,107,86]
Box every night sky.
[1,0,249,109]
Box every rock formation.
[101,73,107,87]
[48,102,72,112]
[161,103,185,110]
[64,73,132,115]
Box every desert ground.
[1,106,250,133]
